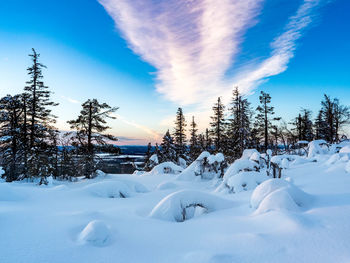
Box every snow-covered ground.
[1,154,350,262]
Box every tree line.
[144,87,350,170]
[0,49,118,183]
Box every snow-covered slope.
[1,155,350,263]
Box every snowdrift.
[83,180,148,198]
[149,190,234,222]
[147,162,184,176]
[78,220,110,246]
[251,179,312,214]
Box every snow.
[308,139,328,158]
[241,149,260,160]
[83,179,148,198]
[177,151,225,180]
[339,145,350,154]
[2,146,350,262]
[78,220,110,246]
[147,161,183,175]
[149,154,159,164]
[255,188,300,214]
[250,179,311,210]
[149,190,234,222]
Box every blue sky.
[0,0,349,144]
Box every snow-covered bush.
[83,180,147,198]
[222,171,267,193]
[255,188,300,214]
[78,220,110,246]
[216,150,265,193]
[177,151,227,181]
[144,154,159,171]
[147,162,184,175]
[308,140,329,158]
[149,190,233,222]
[250,179,311,214]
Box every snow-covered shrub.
[147,162,184,175]
[255,188,300,214]
[223,171,267,193]
[250,179,311,213]
[144,154,159,171]
[178,157,187,168]
[307,140,329,158]
[216,153,264,193]
[177,151,227,180]
[78,220,110,246]
[83,180,147,198]
[0,167,4,178]
[95,170,106,177]
[149,190,233,222]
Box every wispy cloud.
[231,0,322,97]
[60,95,80,104]
[99,0,263,105]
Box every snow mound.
[148,162,184,175]
[149,190,233,222]
[308,140,328,158]
[241,149,260,160]
[157,181,177,190]
[255,188,300,214]
[0,166,4,177]
[83,180,147,198]
[251,179,311,211]
[216,152,266,193]
[177,151,226,181]
[224,159,259,178]
[226,171,267,193]
[95,170,106,177]
[78,220,110,246]
[0,184,25,201]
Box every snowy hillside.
[1,146,350,263]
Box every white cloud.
[99,0,263,105]
[230,0,321,97]
[100,0,323,133]
[61,95,80,104]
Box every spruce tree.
[67,99,118,178]
[159,130,177,163]
[255,91,279,152]
[24,49,58,183]
[210,97,226,152]
[291,109,313,142]
[0,95,24,181]
[189,116,201,160]
[173,107,187,159]
[227,87,252,159]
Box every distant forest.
[1,49,349,183]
